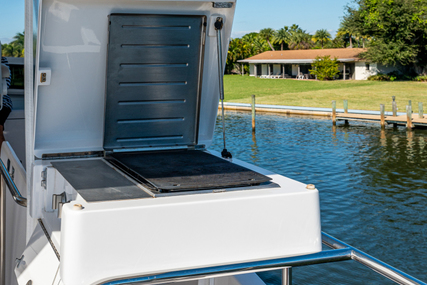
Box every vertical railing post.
[251,95,256,133]
[332,101,336,126]
[406,105,413,129]
[380,104,385,129]
[282,267,292,285]
[419,102,423,119]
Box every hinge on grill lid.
[52,192,68,218]
[213,2,233,8]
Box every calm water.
[211,112,427,284]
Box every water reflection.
[212,111,427,284]
[250,132,259,163]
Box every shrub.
[367,74,391,81]
[413,75,427,82]
[309,56,340,81]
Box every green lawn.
[224,75,427,111]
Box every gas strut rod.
[215,17,232,159]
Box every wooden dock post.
[419,102,424,119]
[392,96,397,128]
[392,96,397,116]
[251,94,256,133]
[406,104,413,129]
[380,104,385,129]
[343,100,349,125]
[332,100,336,126]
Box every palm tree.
[259,28,276,51]
[12,32,25,46]
[288,29,313,50]
[273,27,289,50]
[336,28,352,48]
[312,29,332,48]
[1,42,22,57]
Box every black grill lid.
[108,150,272,192]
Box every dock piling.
[406,105,413,129]
[332,101,336,126]
[251,94,256,133]
[343,100,349,125]
[419,102,424,119]
[392,96,397,128]
[380,104,385,129]
[392,96,397,116]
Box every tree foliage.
[312,29,332,48]
[1,32,25,57]
[287,25,314,50]
[273,27,289,50]
[309,56,340,80]
[345,0,427,69]
[259,28,276,51]
[226,32,270,74]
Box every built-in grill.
[53,14,272,202]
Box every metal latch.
[52,192,68,218]
[213,2,233,8]
[15,255,25,268]
[41,169,47,189]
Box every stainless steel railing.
[99,233,426,285]
[0,158,27,207]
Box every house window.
[269,64,273,75]
[365,63,370,70]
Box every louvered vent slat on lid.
[104,14,205,150]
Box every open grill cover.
[104,14,205,150]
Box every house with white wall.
[238,48,398,80]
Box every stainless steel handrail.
[99,233,426,285]
[100,248,352,285]
[0,158,27,207]
[322,232,425,285]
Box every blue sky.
[0,0,25,44]
[0,0,350,44]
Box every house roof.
[238,48,367,64]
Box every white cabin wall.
[355,61,377,80]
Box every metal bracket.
[15,255,25,268]
[41,168,47,189]
[52,192,68,218]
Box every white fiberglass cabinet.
[1,0,322,284]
